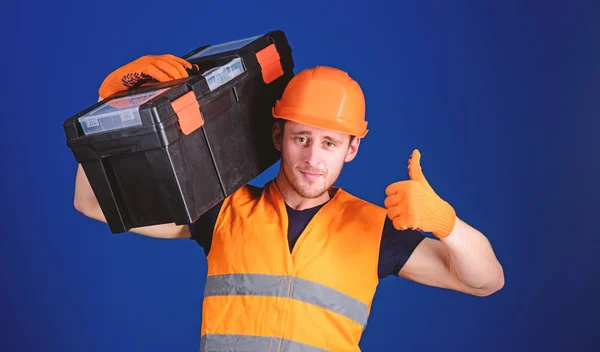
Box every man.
[74,55,504,351]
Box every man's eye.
[325,141,335,148]
[296,137,306,143]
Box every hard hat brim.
[272,108,368,139]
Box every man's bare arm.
[399,217,504,297]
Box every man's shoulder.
[226,183,266,205]
[332,187,388,227]
[334,187,386,213]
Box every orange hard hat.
[272,66,368,138]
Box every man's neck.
[274,172,331,211]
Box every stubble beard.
[283,164,330,199]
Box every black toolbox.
[63,30,294,234]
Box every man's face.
[273,120,360,199]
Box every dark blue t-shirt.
[190,187,426,279]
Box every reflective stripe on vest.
[200,334,329,352]
[204,273,369,327]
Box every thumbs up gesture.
[384,150,457,238]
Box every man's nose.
[304,143,322,168]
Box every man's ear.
[344,137,361,162]
[272,121,283,152]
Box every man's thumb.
[408,149,426,182]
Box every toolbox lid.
[74,57,247,137]
[77,87,170,135]
[187,34,261,60]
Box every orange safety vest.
[200,180,387,351]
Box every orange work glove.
[98,54,198,100]
[384,149,457,238]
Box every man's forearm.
[441,217,504,294]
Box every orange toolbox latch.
[256,44,284,84]
[170,91,204,135]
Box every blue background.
[2,1,599,351]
